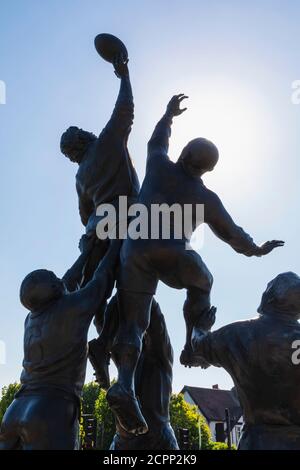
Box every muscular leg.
[180,285,212,366]
[88,296,119,389]
[157,245,214,367]
[107,290,153,435]
[86,240,120,388]
[184,284,212,347]
[96,295,119,341]
[89,296,163,389]
[113,290,152,391]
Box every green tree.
[170,393,212,449]
[82,382,100,414]
[80,382,101,447]
[0,383,21,423]
[94,387,115,450]
[208,441,237,450]
[92,389,215,450]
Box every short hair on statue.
[179,138,219,172]
[60,126,97,158]
[20,269,61,312]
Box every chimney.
[212,384,219,390]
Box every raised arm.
[101,54,134,140]
[147,94,188,169]
[62,235,95,292]
[205,191,284,257]
[65,239,121,319]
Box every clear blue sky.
[0,0,299,393]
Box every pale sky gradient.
[0,0,299,393]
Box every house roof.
[181,386,242,423]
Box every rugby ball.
[94,33,128,63]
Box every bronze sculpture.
[192,272,300,450]
[60,53,139,284]
[0,239,120,449]
[109,297,178,450]
[1,31,293,451]
[60,47,139,388]
[107,94,284,434]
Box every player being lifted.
[60,53,139,284]
[107,94,284,435]
[60,54,140,386]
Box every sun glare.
[168,79,273,195]
[166,78,275,251]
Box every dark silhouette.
[109,297,178,450]
[107,94,284,434]
[192,272,300,450]
[0,239,120,450]
[61,49,140,388]
[60,54,139,285]
[94,33,128,64]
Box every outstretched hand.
[113,53,129,78]
[166,94,188,117]
[257,240,285,256]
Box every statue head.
[20,269,65,312]
[258,272,300,320]
[178,138,219,177]
[60,126,97,163]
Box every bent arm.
[205,192,260,256]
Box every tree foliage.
[208,441,236,450]
[94,387,115,450]
[0,383,236,450]
[169,393,211,449]
[82,382,100,415]
[0,383,21,423]
[92,390,214,450]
